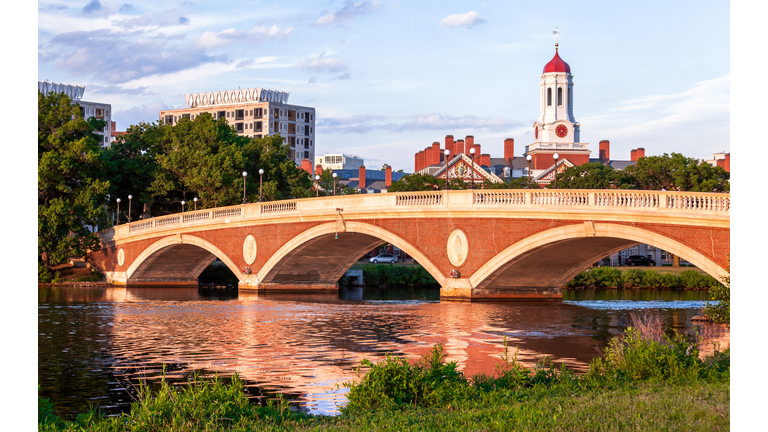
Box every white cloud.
[295,57,348,73]
[439,11,486,28]
[196,25,293,49]
[315,1,380,26]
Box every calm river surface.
[38,286,730,418]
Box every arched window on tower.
[568,88,572,108]
[557,88,563,106]
[547,88,552,106]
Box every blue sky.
[37,0,730,171]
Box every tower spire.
[553,27,559,48]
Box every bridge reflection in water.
[93,189,729,301]
[38,286,728,417]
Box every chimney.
[445,135,454,158]
[724,153,730,173]
[465,136,474,155]
[315,164,323,176]
[359,165,366,190]
[599,140,610,162]
[301,159,312,174]
[480,154,491,167]
[431,142,441,165]
[636,147,645,160]
[418,150,426,172]
[473,144,482,160]
[425,146,433,167]
[456,139,464,155]
[504,138,515,166]
[414,152,420,172]
[385,165,392,187]
[630,149,638,162]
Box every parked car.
[369,253,398,264]
[625,255,655,266]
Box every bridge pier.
[440,278,562,302]
[238,281,338,293]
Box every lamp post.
[115,198,121,225]
[552,153,559,189]
[469,147,476,189]
[127,195,132,222]
[332,172,338,196]
[315,175,320,197]
[193,197,198,211]
[444,149,450,190]
[526,155,532,188]
[258,169,264,202]
[181,200,185,213]
[242,171,248,204]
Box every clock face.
[535,126,538,139]
[555,125,568,138]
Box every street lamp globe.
[258,169,265,202]
[181,200,186,212]
[552,153,560,189]
[242,171,248,204]
[332,172,338,196]
[193,197,198,211]
[443,149,450,190]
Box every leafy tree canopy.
[313,168,355,196]
[547,162,634,189]
[38,91,110,265]
[624,153,729,192]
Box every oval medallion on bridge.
[447,229,469,267]
[243,235,258,265]
[117,248,125,267]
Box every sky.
[36,0,731,172]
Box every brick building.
[159,88,316,165]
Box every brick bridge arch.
[465,223,727,300]
[126,234,243,286]
[253,221,442,290]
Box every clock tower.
[526,42,591,170]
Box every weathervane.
[553,27,559,48]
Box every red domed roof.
[543,47,571,74]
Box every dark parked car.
[625,255,655,266]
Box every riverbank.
[40,319,729,431]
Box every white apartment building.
[38,80,113,147]
[159,88,316,165]
[314,153,364,170]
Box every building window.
[182,114,190,120]
[164,115,173,125]
[236,123,243,132]
[547,88,552,106]
[217,111,225,119]
[255,121,262,131]
[557,88,563,106]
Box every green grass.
[39,314,729,431]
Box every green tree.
[315,168,354,196]
[548,162,633,189]
[101,121,163,221]
[388,173,446,192]
[624,153,729,192]
[38,91,110,267]
[147,114,313,210]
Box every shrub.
[343,343,471,412]
[361,264,437,288]
[38,261,54,283]
[704,268,730,323]
[640,270,663,289]
[621,269,645,289]
[660,273,680,289]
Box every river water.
[38,286,730,418]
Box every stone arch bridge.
[92,189,730,301]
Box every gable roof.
[432,154,504,183]
[534,158,575,183]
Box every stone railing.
[261,201,297,214]
[396,192,443,206]
[105,189,729,240]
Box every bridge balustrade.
[260,201,297,214]
[109,190,729,238]
[395,192,443,206]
